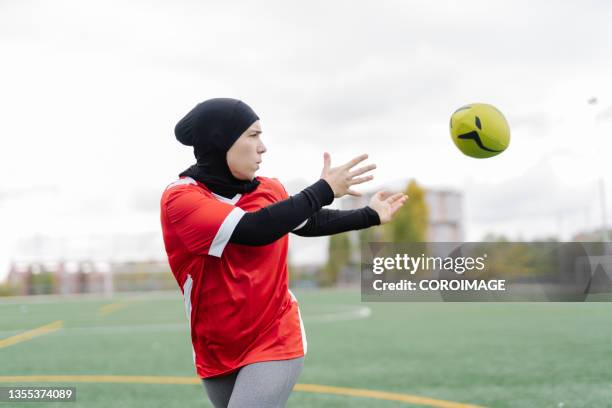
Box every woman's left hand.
[368,191,408,224]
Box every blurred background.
[1,0,611,295]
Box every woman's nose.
[258,142,267,154]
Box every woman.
[160,98,407,408]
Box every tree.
[30,272,56,295]
[320,232,351,287]
[384,179,428,242]
[482,233,510,242]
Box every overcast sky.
[1,0,612,280]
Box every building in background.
[3,232,173,296]
[573,228,612,242]
[340,184,464,242]
[5,259,175,296]
[424,189,464,242]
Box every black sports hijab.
[175,98,260,198]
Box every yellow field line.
[295,383,485,408]
[0,321,64,349]
[0,375,485,407]
[0,375,198,385]
[98,302,126,316]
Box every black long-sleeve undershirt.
[229,179,334,246]
[229,179,381,246]
[292,207,380,237]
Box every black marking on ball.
[475,116,482,130]
[457,131,503,152]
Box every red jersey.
[159,175,306,378]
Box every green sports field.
[1,288,611,407]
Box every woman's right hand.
[320,152,376,198]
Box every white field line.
[0,306,372,337]
[304,305,372,323]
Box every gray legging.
[202,357,305,408]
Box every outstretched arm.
[230,179,334,245]
[293,190,408,237]
[229,153,376,246]
[292,207,380,237]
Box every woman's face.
[226,120,267,181]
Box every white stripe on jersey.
[183,274,196,364]
[211,192,242,205]
[165,177,197,190]
[288,289,308,355]
[208,207,245,257]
